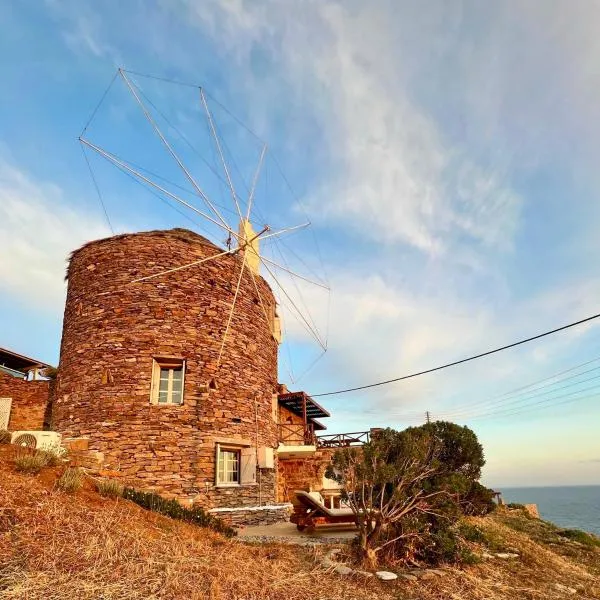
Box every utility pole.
[425,410,431,424]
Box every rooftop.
[0,346,53,377]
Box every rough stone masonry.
[53,229,282,518]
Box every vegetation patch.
[559,529,600,548]
[95,478,124,498]
[13,448,58,474]
[122,487,236,538]
[0,430,11,445]
[56,467,84,493]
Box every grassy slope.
[0,447,598,600]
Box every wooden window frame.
[215,443,256,487]
[150,357,185,405]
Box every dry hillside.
[0,446,598,600]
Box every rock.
[482,552,495,559]
[555,583,577,595]
[398,573,418,582]
[495,552,519,559]
[376,571,398,581]
[418,571,437,580]
[354,570,374,578]
[425,569,446,577]
[334,565,353,576]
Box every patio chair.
[290,490,357,532]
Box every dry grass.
[0,447,598,600]
[55,467,84,493]
[0,430,11,444]
[13,447,58,474]
[95,478,124,498]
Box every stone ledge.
[208,504,292,527]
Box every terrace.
[276,390,371,456]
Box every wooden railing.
[278,423,316,446]
[316,431,370,448]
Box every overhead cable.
[312,311,600,397]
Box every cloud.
[176,0,522,261]
[45,0,121,63]
[0,157,111,312]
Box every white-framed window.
[215,444,256,486]
[150,358,185,405]
[217,447,241,485]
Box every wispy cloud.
[0,157,111,312]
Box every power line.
[312,311,600,397]
[432,359,600,418]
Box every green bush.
[559,529,600,547]
[56,467,83,493]
[462,482,497,516]
[14,448,54,474]
[507,502,525,509]
[458,523,487,543]
[96,478,124,498]
[0,430,11,444]
[122,488,236,538]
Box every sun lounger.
[290,490,357,532]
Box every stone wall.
[54,229,279,508]
[0,371,50,431]
[277,448,336,502]
[209,503,293,527]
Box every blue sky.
[1,0,600,487]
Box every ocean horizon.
[498,485,600,535]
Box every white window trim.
[215,444,241,487]
[215,443,257,487]
[150,357,186,405]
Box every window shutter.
[240,447,256,484]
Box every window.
[215,443,256,486]
[151,358,185,405]
[217,447,241,485]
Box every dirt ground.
[1,445,598,600]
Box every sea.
[500,486,600,536]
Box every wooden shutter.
[0,398,11,430]
[240,447,256,484]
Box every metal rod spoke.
[261,261,326,350]
[246,143,267,219]
[217,254,247,367]
[258,254,329,290]
[200,88,244,223]
[132,249,237,283]
[79,137,238,239]
[258,222,310,242]
[119,70,231,232]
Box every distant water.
[500,486,600,535]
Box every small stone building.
[0,347,53,432]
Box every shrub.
[95,478,124,498]
[0,430,11,444]
[14,448,54,474]
[458,523,487,543]
[122,488,236,538]
[507,502,525,509]
[327,422,490,568]
[56,467,84,493]
[559,529,600,547]
[462,482,497,516]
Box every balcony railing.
[316,431,370,448]
[278,423,316,446]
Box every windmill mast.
[238,218,261,275]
